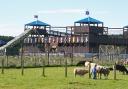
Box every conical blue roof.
[75,17,103,24]
[25,20,50,26]
[123,25,128,28]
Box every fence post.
[89,62,91,79]
[1,49,6,74]
[42,58,45,77]
[64,51,67,77]
[114,62,116,80]
[59,56,62,66]
[65,58,67,77]
[21,43,24,76]
[6,55,8,67]
[1,58,4,74]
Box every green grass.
[0,67,128,89]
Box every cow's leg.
[123,71,125,75]
[100,73,102,79]
[104,74,107,79]
[106,74,108,79]
[74,73,76,77]
[97,72,99,79]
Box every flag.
[86,11,89,15]
[34,15,38,18]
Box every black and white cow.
[76,60,86,66]
[99,67,110,79]
[115,64,128,74]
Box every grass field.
[0,67,128,89]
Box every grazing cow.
[99,67,110,79]
[108,67,113,71]
[115,64,128,74]
[76,60,86,66]
[76,60,92,66]
[74,68,88,77]
[85,61,95,67]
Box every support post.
[71,44,73,66]
[47,36,50,66]
[65,27,68,77]
[44,35,50,66]
[99,45,101,61]
[47,47,50,66]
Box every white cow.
[85,61,103,78]
[74,67,88,77]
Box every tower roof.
[0,40,6,45]
[123,25,128,28]
[25,20,50,26]
[75,17,103,24]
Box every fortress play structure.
[0,12,128,56]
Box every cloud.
[37,9,110,15]
[95,11,110,15]
[37,9,84,14]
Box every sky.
[0,0,128,36]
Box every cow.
[76,60,86,66]
[99,67,110,79]
[76,60,92,66]
[85,61,103,79]
[108,67,113,71]
[115,64,128,74]
[74,67,88,77]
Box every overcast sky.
[0,0,127,36]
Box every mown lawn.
[0,67,127,89]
